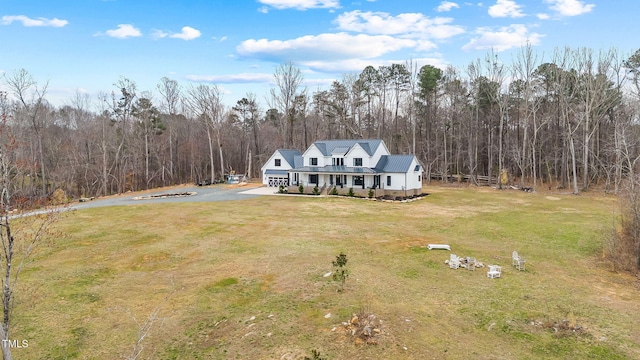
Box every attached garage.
[264,169,289,187]
[261,149,302,187]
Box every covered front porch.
[289,166,383,193]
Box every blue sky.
[1,0,637,109]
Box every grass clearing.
[12,185,640,359]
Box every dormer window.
[332,158,344,166]
[353,158,362,166]
[310,158,318,166]
[275,159,281,167]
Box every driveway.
[68,184,278,211]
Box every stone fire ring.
[132,192,197,200]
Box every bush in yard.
[607,174,640,272]
[332,252,349,292]
[313,185,319,195]
[304,350,326,360]
[299,184,304,194]
[51,188,68,205]
[348,188,354,197]
[368,188,374,198]
[330,187,338,195]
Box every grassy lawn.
[12,185,640,359]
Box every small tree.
[608,174,640,271]
[332,252,350,292]
[330,187,338,195]
[0,114,60,360]
[299,184,304,194]
[304,349,326,360]
[313,185,319,195]
[368,188,374,198]
[348,188,355,197]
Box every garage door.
[267,176,289,187]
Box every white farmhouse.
[261,139,423,197]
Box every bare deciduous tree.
[270,61,304,148]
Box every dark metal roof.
[331,146,350,155]
[374,155,417,173]
[277,149,302,167]
[264,169,289,176]
[312,139,383,157]
[292,166,376,174]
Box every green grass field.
[12,185,640,359]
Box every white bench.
[427,244,451,251]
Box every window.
[310,157,318,166]
[387,176,391,186]
[309,174,318,184]
[353,176,364,186]
[275,159,281,167]
[333,158,343,166]
[353,158,362,166]
[418,175,421,182]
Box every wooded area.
[1,45,639,204]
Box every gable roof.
[312,139,383,157]
[277,149,302,167]
[374,155,418,173]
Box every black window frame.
[310,157,318,166]
[387,176,391,186]
[353,158,362,166]
[275,159,281,167]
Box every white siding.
[261,150,293,186]
[405,158,423,190]
[384,173,408,191]
[345,145,370,168]
[370,142,391,167]
[303,145,325,167]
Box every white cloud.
[462,24,543,52]
[153,27,201,40]
[436,1,460,12]
[257,0,340,10]
[303,78,338,88]
[335,10,465,39]
[170,26,201,40]
[237,32,415,61]
[185,73,274,84]
[152,29,169,39]
[104,24,142,39]
[488,0,525,18]
[544,0,594,16]
[1,15,68,27]
[537,13,550,20]
[300,57,448,73]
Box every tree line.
[1,45,640,205]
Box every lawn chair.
[515,257,526,271]
[466,257,476,271]
[512,251,519,266]
[449,254,460,269]
[487,265,502,278]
